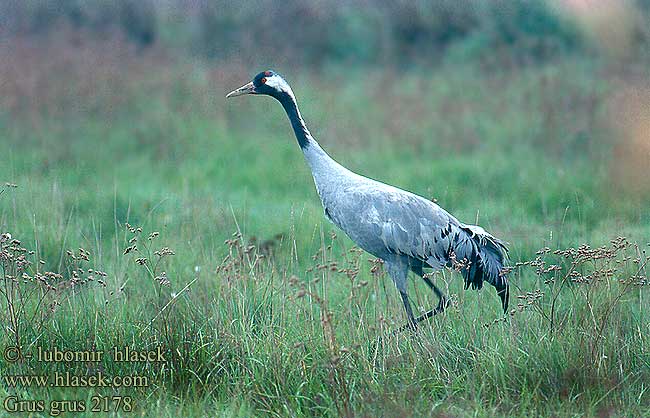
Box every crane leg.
[387,257,449,334]
[411,264,450,314]
[387,266,451,335]
[392,286,448,335]
[398,290,417,329]
[420,276,450,313]
[384,256,419,331]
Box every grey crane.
[227,70,509,330]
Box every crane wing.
[360,188,510,311]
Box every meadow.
[1,28,650,417]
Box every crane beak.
[226,81,256,98]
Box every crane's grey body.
[227,70,509,330]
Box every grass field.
[1,35,649,416]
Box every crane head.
[226,70,292,99]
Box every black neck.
[276,92,311,149]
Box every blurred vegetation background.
[2,0,649,252]
[1,1,650,416]
[2,0,650,66]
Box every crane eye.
[261,77,267,84]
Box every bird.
[227,70,509,331]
